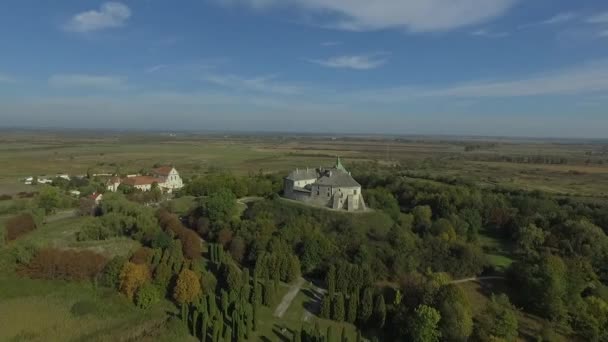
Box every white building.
[106,166,184,193]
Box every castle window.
[354,190,357,195]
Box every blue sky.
[1,0,608,137]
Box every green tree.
[134,283,161,309]
[99,256,126,289]
[409,305,441,342]
[321,295,332,319]
[474,294,518,341]
[373,294,386,328]
[413,205,433,234]
[326,326,335,342]
[204,189,237,223]
[347,292,358,324]
[515,223,547,256]
[358,287,373,325]
[436,285,473,342]
[37,185,61,214]
[326,265,336,297]
[333,293,346,322]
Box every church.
[283,157,366,212]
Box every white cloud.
[145,65,168,73]
[64,2,131,32]
[350,60,608,101]
[308,54,387,70]
[587,12,608,24]
[541,12,577,25]
[471,29,509,38]
[202,74,301,95]
[217,0,517,32]
[48,74,129,90]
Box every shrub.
[21,248,108,281]
[0,194,12,201]
[5,213,37,241]
[134,283,161,309]
[99,256,126,289]
[70,300,97,317]
[10,243,38,265]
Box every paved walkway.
[450,276,505,284]
[273,277,306,318]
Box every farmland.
[1,130,608,341]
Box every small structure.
[283,157,366,212]
[106,166,184,193]
[90,192,103,205]
[69,190,81,197]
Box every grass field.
[2,132,608,198]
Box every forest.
[2,160,608,341]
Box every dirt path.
[273,277,306,318]
[450,276,505,284]
[45,209,78,223]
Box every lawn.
[0,274,192,342]
[478,227,515,271]
[2,216,140,259]
[254,281,361,342]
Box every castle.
[283,158,366,212]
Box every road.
[273,277,306,318]
[450,276,505,284]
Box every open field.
[2,131,608,198]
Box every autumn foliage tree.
[156,209,202,259]
[173,269,202,304]
[21,248,107,281]
[119,262,151,300]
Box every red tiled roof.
[90,192,102,200]
[106,176,121,184]
[122,176,163,186]
[152,166,174,176]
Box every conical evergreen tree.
[321,295,332,319]
[347,293,358,324]
[358,288,373,325]
[326,265,336,297]
[333,294,346,322]
[326,326,334,342]
[373,294,386,329]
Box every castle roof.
[286,157,360,188]
[286,168,318,181]
[152,166,174,176]
[315,169,360,188]
[122,176,163,186]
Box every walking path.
[450,276,505,284]
[273,277,306,318]
[45,209,78,223]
